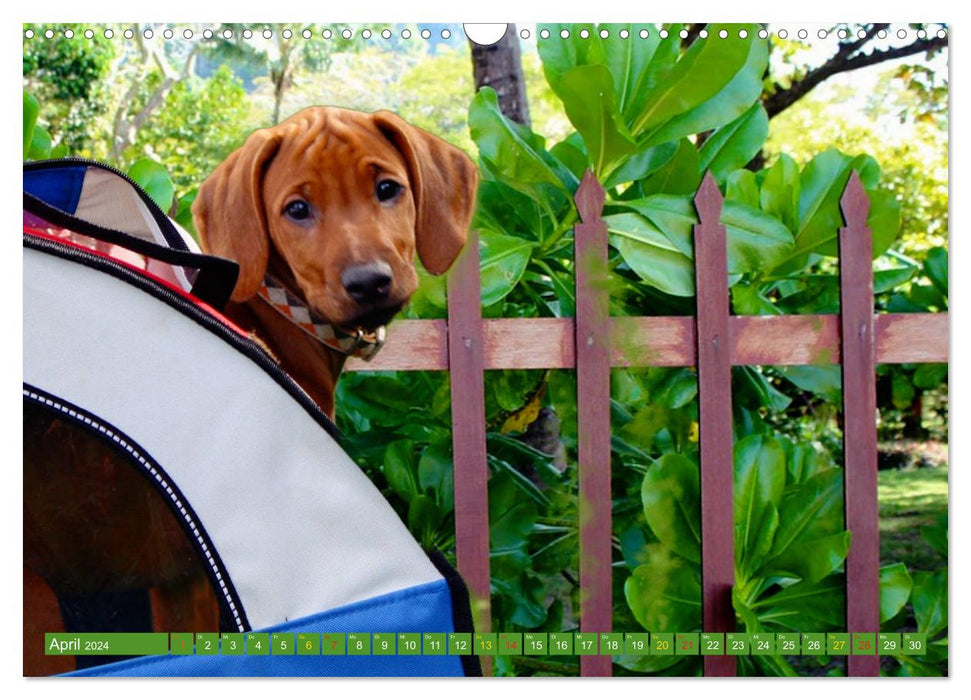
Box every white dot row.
[24,26,451,41]
[23,26,948,42]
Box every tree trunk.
[469,24,531,127]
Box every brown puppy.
[23,109,477,675]
[193,107,478,416]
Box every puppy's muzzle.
[342,262,394,305]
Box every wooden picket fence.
[346,169,948,677]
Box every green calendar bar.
[423,633,446,655]
[398,633,421,656]
[777,632,800,655]
[170,632,193,655]
[751,632,775,656]
[676,633,699,656]
[372,633,396,655]
[448,633,472,656]
[852,633,876,656]
[221,633,244,655]
[524,632,548,655]
[726,633,750,656]
[196,633,219,656]
[347,633,370,655]
[600,633,624,655]
[700,633,724,655]
[321,633,346,655]
[272,633,295,655]
[474,632,497,655]
[549,632,573,655]
[297,633,320,655]
[574,632,598,655]
[47,630,926,657]
[652,633,674,655]
[44,633,169,656]
[246,633,269,655]
[827,632,850,656]
[625,633,650,655]
[879,633,901,655]
[902,633,927,656]
[802,633,825,656]
[499,633,523,656]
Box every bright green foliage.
[126,65,251,194]
[23,23,116,155]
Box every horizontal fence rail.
[346,313,947,372]
[342,169,947,678]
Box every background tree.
[469,24,531,127]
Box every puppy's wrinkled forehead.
[266,110,407,201]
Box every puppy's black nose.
[342,262,393,304]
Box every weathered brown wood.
[345,320,448,371]
[838,172,880,677]
[344,313,947,373]
[610,316,696,367]
[446,230,492,676]
[482,318,574,369]
[574,171,613,677]
[876,313,949,364]
[693,172,736,677]
[731,315,840,365]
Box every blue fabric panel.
[65,578,467,677]
[24,166,88,215]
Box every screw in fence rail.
[693,172,736,677]
[574,172,613,677]
[837,171,880,677]
[447,229,493,676]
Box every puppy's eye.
[284,200,311,221]
[376,179,403,203]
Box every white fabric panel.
[23,247,442,629]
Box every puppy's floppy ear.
[373,111,479,275]
[192,129,283,301]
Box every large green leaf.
[880,563,913,623]
[536,23,603,92]
[911,570,947,637]
[699,103,769,182]
[752,576,846,631]
[469,88,573,200]
[772,149,901,274]
[479,231,537,306]
[765,531,851,583]
[383,440,418,501]
[624,544,702,632]
[637,138,702,196]
[765,468,847,573]
[603,141,679,189]
[734,435,786,575]
[24,91,39,159]
[600,23,663,119]
[630,24,759,139]
[556,64,637,176]
[418,443,454,515]
[489,472,538,553]
[641,453,701,563]
[607,211,695,296]
[607,192,793,296]
[759,153,801,233]
[923,246,948,298]
[776,365,842,403]
[646,31,768,146]
[128,158,175,213]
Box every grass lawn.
[878,442,948,571]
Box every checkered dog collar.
[257,274,386,361]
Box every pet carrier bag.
[23,159,478,677]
